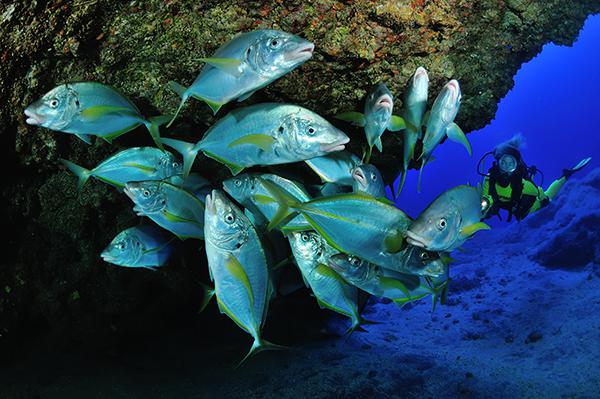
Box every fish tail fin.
[143,115,171,151]
[197,282,215,313]
[374,137,383,153]
[388,182,396,200]
[344,314,379,336]
[258,178,302,231]
[60,158,92,190]
[160,137,198,178]
[364,146,373,164]
[345,324,367,336]
[237,337,287,368]
[417,159,425,193]
[396,170,407,199]
[166,81,189,128]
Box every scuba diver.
[478,135,591,221]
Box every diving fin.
[563,157,591,179]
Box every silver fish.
[418,79,470,192]
[61,147,181,190]
[407,185,490,252]
[336,83,405,162]
[351,164,385,198]
[204,190,281,363]
[101,225,174,269]
[167,29,314,123]
[162,103,349,177]
[24,82,169,148]
[288,231,362,332]
[124,180,205,240]
[397,67,429,196]
[223,173,311,232]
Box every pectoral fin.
[445,123,472,156]
[314,263,346,283]
[199,57,243,77]
[387,115,406,132]
[225,255,254,306]
[380,277,410,297]
[228,134,275,151]
[335,111,366,127]
[460,221,491,238]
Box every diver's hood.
[493,145,521,162]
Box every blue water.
[394,14,600,219]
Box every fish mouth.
[123,185,136,202]
[405,230,430,249]
[414,67,429,81]
[321,136,350,153]
[351,168,368,189]
[24,108,43,125]
[100,252,117,263]
[327,260,343,273]
[286,42,315,62]
[446,79,460,101]
[205,190,217,216]
[376,94,393,111]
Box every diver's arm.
[481,176,493,216]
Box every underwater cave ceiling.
[0,0,599,348]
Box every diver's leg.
[543,156,591,200]
[545,177,566,200]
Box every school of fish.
[25,29,490,364]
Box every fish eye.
[301,233,310,242]
[234,179,242,187]
[436,218,447,230]
[224,212,235,224]
[370,172,377,181]
[172,162,179,168]
[350,257,361,267]
[420,252,430,261]
[142,189,151,197]
[270,39,280,47]
[307,126,316,136]
[118,242,126,250]
[49,98,59,108]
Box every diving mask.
[498,154,517,174]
